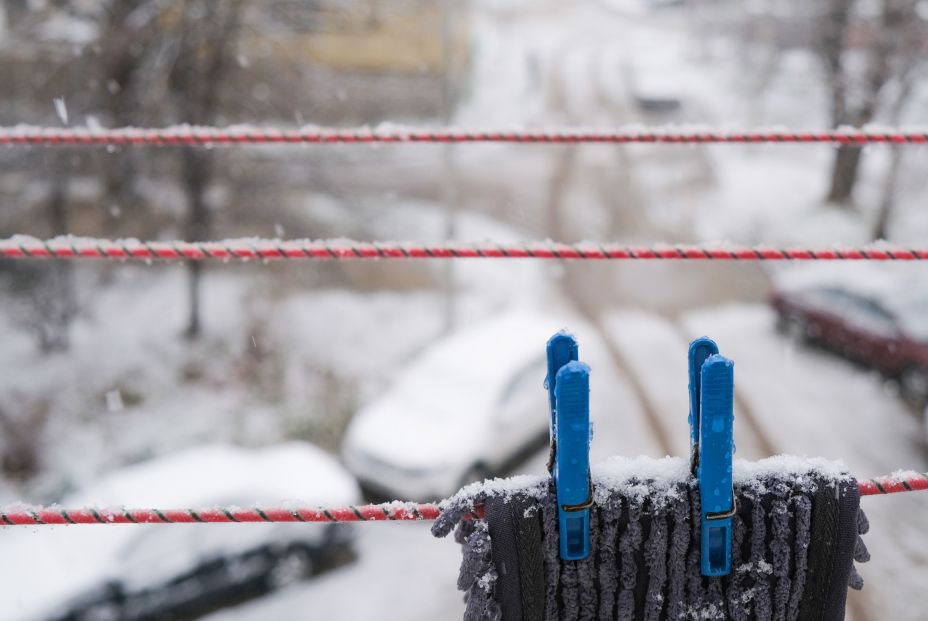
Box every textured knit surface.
[433,460,867,621]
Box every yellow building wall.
[244,3,469,74]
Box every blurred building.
[0,0,471,125]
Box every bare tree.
[0,158,77,353]
[818,0,920,205]
[0,0,29,30]
[872,65,921,239]
[41,161,77,352]
[0,404,47,481]
[166,0,243,339]
[95,1,163,226]
[441,0,458,334]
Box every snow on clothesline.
[0,501,451,526]
[3,236,928,262]
[1,467,924,527]
[3,123,928,146]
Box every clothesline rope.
[3,126,928,147]
[3,237,928,262]
[0,502,453,526]
[2,472,924,527]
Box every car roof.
[774,264,928,309]
[396,311,560,392]
[67,442,359,507]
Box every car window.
[802,287,849,313]
[116,506,309,592]
[117,524,214,590]
[841,294,897,337]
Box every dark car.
[4,443,362,621]
[50,525,354,621]
[771,285,928,404]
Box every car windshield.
[393,363,485,414]
[391,348,544,418]
[800,287,851,309]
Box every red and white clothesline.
[4,237,928,262]
[3,125,928,147]
[1,471,924,527]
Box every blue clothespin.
[545,331,578,472]
[545,332,591,561]
[688,337,719,469]
[554,361,592,561]
[687,337,735,577]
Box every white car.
[1,442,360,621]
[341,312,558,501]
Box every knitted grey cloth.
[432,456,868,621]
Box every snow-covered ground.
[3,0,928,620]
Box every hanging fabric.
[432,457,869,621]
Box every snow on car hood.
[345,393,486,470]
[0,442,359,621]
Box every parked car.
[341,311,557,501]
[624,34,686,114]
[771,282,928,404]
[4,443,360,621]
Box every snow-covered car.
[923,403,928,444]
[623,31,689,114]
[341,312,557,501]
[2,443,360,621]
[771,270,928,405]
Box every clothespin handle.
[688,337,719,471]
[696,354,734,577]
[545,331,578,473]
[554,360,591,561]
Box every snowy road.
[602,309,773,461]
[204,524,465,621]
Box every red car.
[771,285,928,404]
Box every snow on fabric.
[437,455,852,519]
[434,455,867,621]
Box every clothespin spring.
[560,478,594,513]
[704,486,738,521]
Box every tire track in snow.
[669,318,778,459]
[571,297,676,458]
[547,36,674,458]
